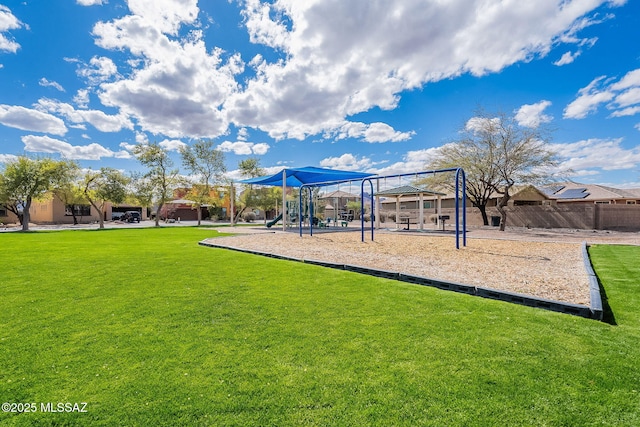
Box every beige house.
[0,205,18,224]
[1,196,147,226]
[424,181,640,231]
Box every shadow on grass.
[597,277,617,325]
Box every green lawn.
[1,228,639,426]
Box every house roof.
[375,185,446,197]
[320,190,360,199]
[540,182,640,201]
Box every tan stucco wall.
[29,198,102,224]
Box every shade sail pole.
[419,192,424,230]
[282,170,287,231]
[230,183,235,226]
[375,179,381,229]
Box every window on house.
[0,207,7,217]
[595,201,611,204]
[65,205,92,216]
[514,200,542,206]
[627,200,637,205]
[423,201,433,209]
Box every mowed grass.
[1,228,639,426]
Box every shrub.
[242,212,256,222]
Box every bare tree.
[425,139,499,226]
[489,113,558,230]
[426,110,559,230]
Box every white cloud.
[515,101,553,128]
[464,116,501,133]
[251,143,270,155]
[332,121,414,143]
[320,153,373,171]
[565,69,640,119]
[225,0,621,140]
[0,154,19,163]
[237,128,249,141]
[363,123,414,143]
[119,141,138,152]
[77,56,118,85]
[554,51,580,66]
[21,135,131,160]
[0,104,67,135]
[126,0,199,35]
[369,146,446,176]
[83,0,623,143]
[609,68,640,91]
[39,78,65,92]
[36,98,133,133]
[0,5,22,53]
[158,139,186,152]
[217,140,270,155]
[563,76,615,119]
[550,138,640,173]
[93,5,240,139]
[613,87,640,108]
[135,132,148,144]
[74,89,90,108]
[77,0,104,5]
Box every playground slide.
[266,213,283,228]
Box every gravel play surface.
[201,227,628,306]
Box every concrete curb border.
[582,241,604,321]
[199,240,603,320]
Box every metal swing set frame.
[299,167,466,249]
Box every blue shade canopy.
[239,166,376,187]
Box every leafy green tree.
[180,140,226,225]
[132,143,182,227]
[254,186,282,224]
[83,168,129,229]
[53,164,87,225]
[128,171,155,211]
[0,156,77,231]
[235,158,265,222]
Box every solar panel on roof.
[540,185,565,196]
[556,188,589,199]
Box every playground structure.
[266,200,305,229]
[240,166,466,248]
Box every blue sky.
[1,0,640,187]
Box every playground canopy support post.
[361,179,375,242]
